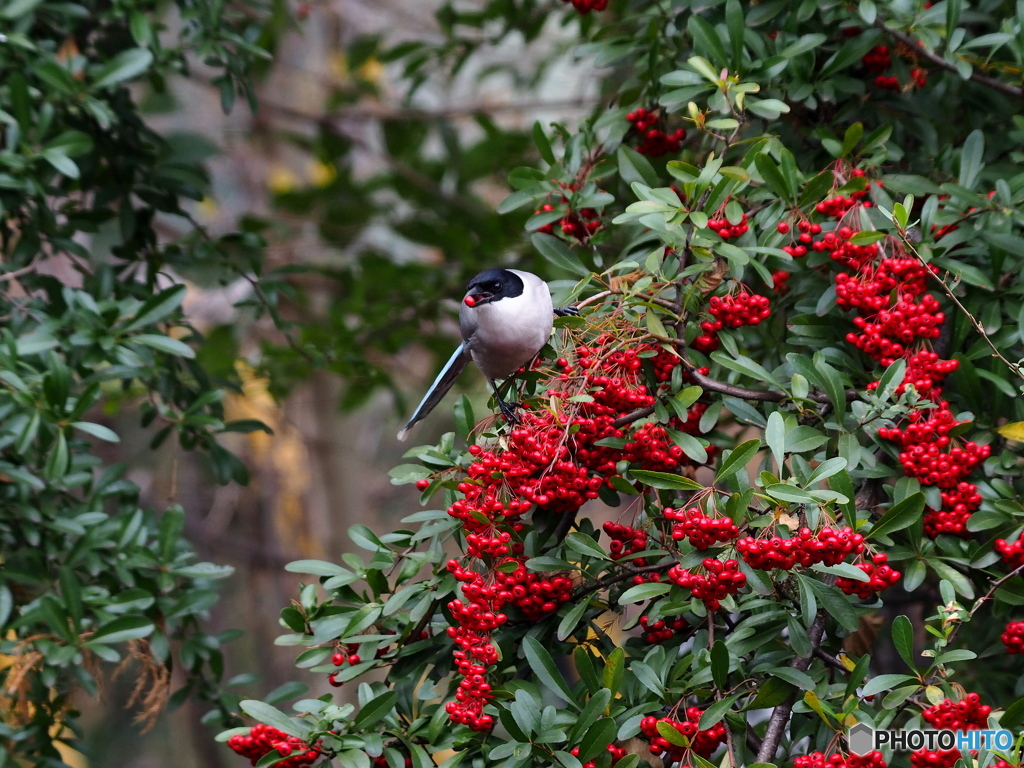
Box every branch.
[875,20,1024,102]
[902,238,1024,382]
[574,561,675,599]
[757,609,828,762]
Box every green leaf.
[533,121,555,165]
[133,334,196,358]
[565,532,610,560]
[617,146,658,187]
[630,470,703,491]
[799,576,859,631]
[124,284,187,332]
[578,718,617,762]
[715,438,761,483]
[710,640,729,689]
[958,129,984,189]
[0,0,43,18]
[711,350,781,388]
[770,667,815,690]
[631,660,664,699]
[240,700,309,739]
[754,153,791,200]
[604,647,625,698]
[725,0,744,69]
[285,560,351,576]
[869,493,925,540]
[522,636,576,707]
[891,615,916,669]
[618,582,671,604]
[353,690,397,728]
[557,599,591,641]
[766,411,785,470]
[860,673,918,698]
[72,421,120,443]
[92,48,154,89]
[531,233,590,277]
[930,561,974,599]
[766,484,816,504]
[91,615,155,644]
[698,693,741,730]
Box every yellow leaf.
[997,421,1024,442]
[925,685,946,705]
[838,652,857,671]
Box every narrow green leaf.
[630,470,703,491]
[868,493,924,540]
[891,615,916,669]
[523,636,576,707]
[766,411,785,471]
[353,690,397,728]
[715,438,761,483]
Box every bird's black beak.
[464,287,493,307]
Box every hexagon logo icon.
[847,723,874,756]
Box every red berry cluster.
[921,693,992,729]
[770,269,790,294]
[1001,621,1024,653]
[708,292,772,328]
[327,643,365,686]
[736,527,865,570]
[534,202,602,241]
[910,751,962,768]
[570,744,627,768]
[795,752,887,768]
[923,481,983,537]
[665,507,740,550]
[861,45,891,72]
[639,612,688,643]
[559,0,607,13]
[835,553,901,598]
[778,219,822,258]
[668,558,746,610]
[432,331,718,731]
[878,403,989,490]
[228,726,319,768]
[861,43,928,91]
[639,710,728,763]
[493,558,575,620]
[708,213,749,240]
[626,108,686,157]
[625,422,691,472]
[815,175,989,538]
[603,521,649,562]
[995,532,1024,569]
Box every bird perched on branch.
[397,268,577,441]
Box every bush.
[0,0,273,763]
[82,0,1024,767]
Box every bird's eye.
[491,283,501,290]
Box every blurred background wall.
[79,2,598,765]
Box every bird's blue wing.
[397,343,470,441]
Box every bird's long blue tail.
[397,343,470,441]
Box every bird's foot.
[497,398,522,424]
[554,306,580,317]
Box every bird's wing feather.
[397,343,470,441]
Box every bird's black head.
[463,269,524,307]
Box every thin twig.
[574,561,675,599]
[875,20,1024,102]
[902,238,1024,382]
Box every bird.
[397,268,578,441]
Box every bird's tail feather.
[397,343,469,441]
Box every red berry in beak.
[464,295,476,307]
